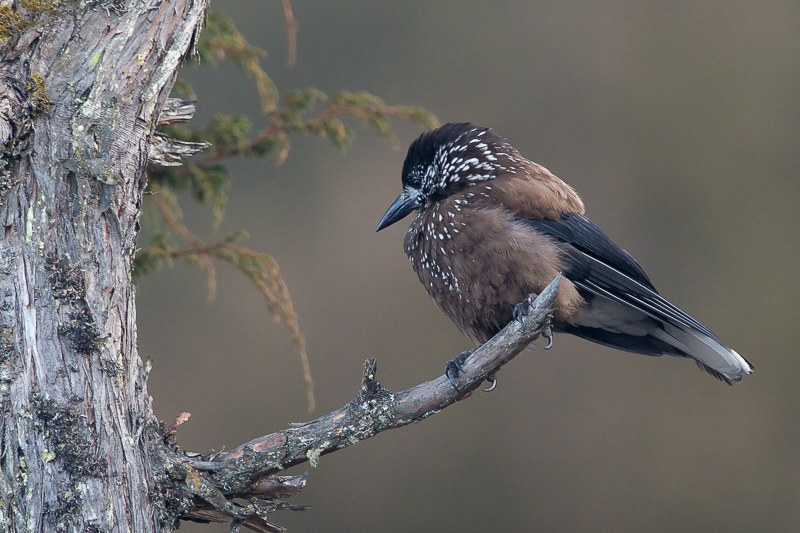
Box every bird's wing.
[524,213,719,340]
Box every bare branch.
[158,98,200,125]
[149,99,207,166]
[148,132,211,167]
[177,275,561,526]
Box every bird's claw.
[482,374,497,392]
[515,295,555,350]
[445,349,474,391]
[543,325,553,350]
[513,295,536,325]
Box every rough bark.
[0,1,207,531]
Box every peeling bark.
[0,1,207,531]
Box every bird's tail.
[650,324,753,384]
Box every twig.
[280,0,297,66]
[151,198,315,410]
[194,104,427,169]
[152,193,219,299]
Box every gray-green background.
[139,2,800,531]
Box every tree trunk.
[0,2,206,531]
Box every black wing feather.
[524,214,719,341]
[531,214,656,291]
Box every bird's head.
[376,122,516,231]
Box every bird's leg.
[445,349,474,392]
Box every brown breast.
[404,171,585,343]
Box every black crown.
[401,123,519,196]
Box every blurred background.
[138,1,800,531]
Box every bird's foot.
[445,349,474,392]
[482,374,497,392]
[515,295,555,349]
[542,325,554,350]
[513,294,537,324]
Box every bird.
[376,122,753,388]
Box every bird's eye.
[404,166,424,189]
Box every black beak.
[376,192,417,231]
